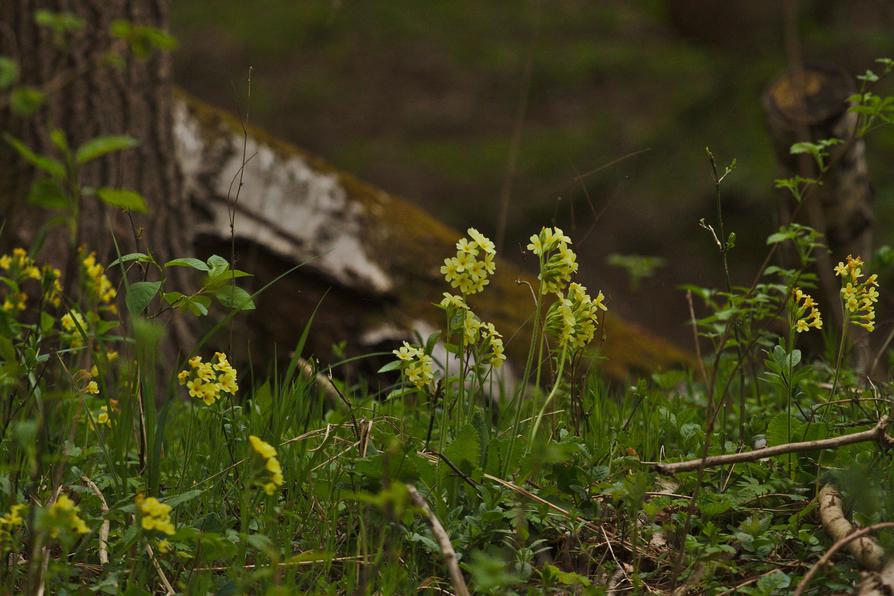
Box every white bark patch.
[172,100,393,294]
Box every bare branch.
[653,416,891,474]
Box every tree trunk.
[0,0,193,348]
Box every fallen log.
[173,91,689,381]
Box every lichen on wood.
[173,90,689,380]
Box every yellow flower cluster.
[438,293,506,368]
[0,248,41,280]
[249,435,284,495]
[440,228,497,295]
[96,400,118,428]
[791,288,822,333]
[82,251,117,306]
[137,494,176,536]
[46,494,89,538]
[178,352,239,406]
[394,341,435,389]
[527,227,579,294]
[61,309,88,348]
[546,283,608,352]
[834,255,879,332]
[0,503,26,552]
[0,248,62,312]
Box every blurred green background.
[170,0,894,346]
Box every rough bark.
[0,0,193,349]
[174,91,690,381]
[762,63,873,264]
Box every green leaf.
[377,360,402,374]
[213,285,254,311]
[9,86,45,117]
[0,57,19,88]
[96,187,148,212]
[162,489,202,508]
[126,281,161,315]
[26,178,68,210]
[75,135,139,165]
[444,424,481,471]
[186,295,211,317]
[164,258,209,271]
[108,252,152,268]
[3,134,64,178]
[206,255,229,277]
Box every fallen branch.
[818,484,886,571]
[859,559,894,596]
[653,416,892,474]
[81,476,109,565]
[406,484,470,596]
[794,521,894,596]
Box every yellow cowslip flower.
[61,309,88,348]
[0,503,26,552]
[179,353,238,405]
[85,381,99,395]
[834,255,879,332]
[249,435,284,495]
[479,322,506,368]
[156,539,171,554]
[47,494,89,538]
[392,342,434,390]
[136,494,175,536]
[791,288,823,334]
[463,310,482,345]
[1,292,26,313]
[440,228,497,296]
[96,406,111,428]
[545,283,607,352]
[527,227,578,294]
[438,292,468,311]
[81,251,117,305]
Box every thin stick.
[653,416,891,474]
[406,485,470,596]
[794,521,894,596]
[81,476,109,565]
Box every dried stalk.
[654,416,891,474]
[81,476,109,565]
[406,484,470,596]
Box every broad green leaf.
[3,134,64,178]
[165,258,209,271]
[186,295,211,317]
[75,135,139,165]
[126,281,161,315]
[206,255,229,277]
[444,424,481,472]
[96,187,148,212]
[26,178,68,210]
[213,285,254,311]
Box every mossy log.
[174,91,689,381]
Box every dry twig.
[653,416,892,474]
[817,484,886,571]
[81,476,109,565]
[406,484,470,596]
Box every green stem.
[503,279,543,476]
[528,345,567,450]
